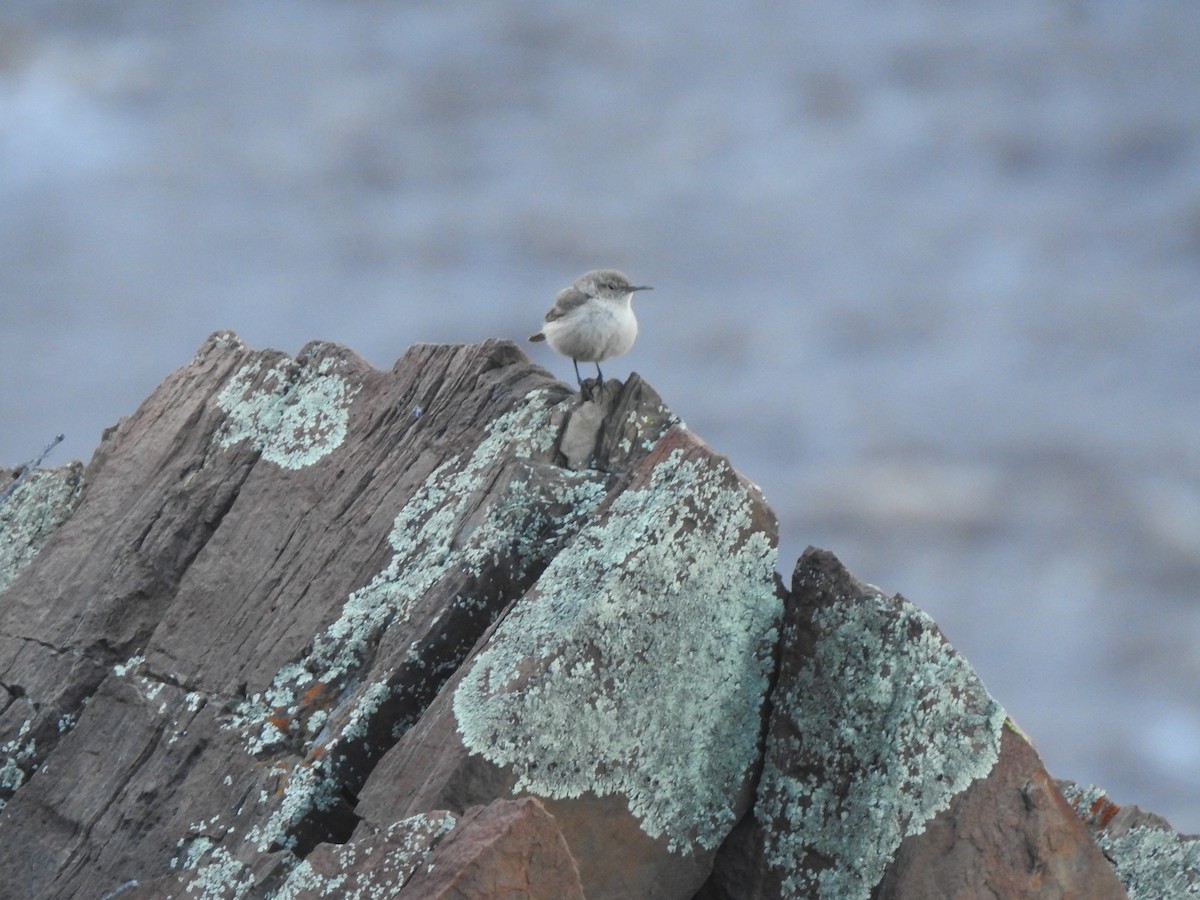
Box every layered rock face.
[0,334,1193,899]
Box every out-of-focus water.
[2,1,1198,832]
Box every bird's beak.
[632,285,653,292]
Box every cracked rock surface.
[0,333,1191,899]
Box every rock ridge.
[0,333,1192,899]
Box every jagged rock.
[349,403,781,898]
[0,333,1186,899]
[0,333,777,898]
[698,548,1126,899]
[1060,782,1200,899]
[877,728,1127,898]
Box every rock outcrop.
[0,333,1194,899]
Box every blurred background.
[1,1,1198,832]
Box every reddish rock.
[397,798,584,899]
[877,727,1126,898]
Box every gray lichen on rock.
[1102,826,1200,899]
[757,589,1007,898]
[453,448,782,854]
[233,388,599,728]
[0,464,84,596]
[1062,783,1200,898]
[227,387,611,851]
[1,337,1168,899]
[301,388,593,683]
[269,811,457,899]
[173,835,252,898]
[0,720,36,802]
[215,353,359,470]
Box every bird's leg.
[572,358,592,400]
[595,363,604,395]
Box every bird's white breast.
[543,296,638,363]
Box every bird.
[528,269,652,399]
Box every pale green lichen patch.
[173,833,254,899]
[453,449,782,854]
[247,760,339,852]
[232,392,597,741]
[269,811,457,899]
[1103,825,1200,898]
[112,654,146,677]
[1062,784,1200,898]
[0,465,84,596]
[228,390,610,850]
[215,355,359,470]
[299,388,579,686]
[172,786,452,899]
[756,592,1006,899]
[0,719,37,804]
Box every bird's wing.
[544,285,590,323]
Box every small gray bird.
[529,269,652,397]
